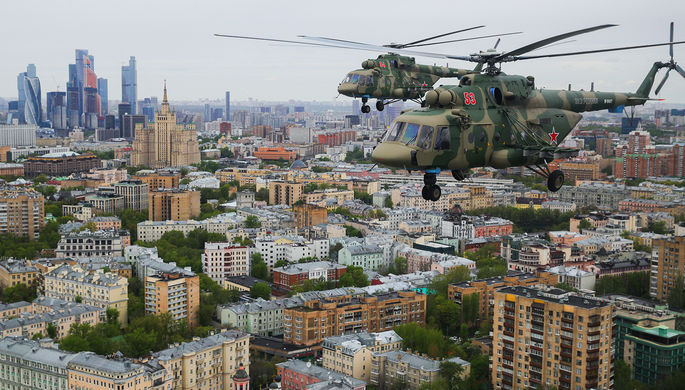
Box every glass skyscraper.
[46,91,67,130]
[67,49,100,128]
[225,91,230,122]
[97,78,108,115]
[122,56,137,114]
[17,64,41,125]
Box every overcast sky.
[1,0,684,104]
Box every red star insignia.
[549,128,559,144]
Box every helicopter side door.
[462,123,493,168]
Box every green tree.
[31,332,44,340]
[74,295,83,303]
[555,282,575,292]
[47,323,57,339]
[220,147,234,158]
[338,266,369,287]
[392,257,408,275]
[578,219,591,230]
[106,307,120,324]
[124,328,158,358]
[244,215,262,228]
[354,191,372,205]
[1,283,37,303]
[439,360,465,390]
[250,282,271,300]
[251,253,269,281]
[255,188,269,202]
[668,274,685,310]
[344,225,363,238]
[430,266,471,297]
[645,221,668,234]
[274,259,289,268]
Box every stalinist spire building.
[131,83,200,168]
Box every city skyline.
[0,1,684,103]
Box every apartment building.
[338,245,386,271]
[83,192,125,215]
[55,229,127,258]
[0,301,31,320]
[0,186,44,239]
[89,216,122,230]
[152,330,250,390]
[44,264,129,325]
[624,325,685,385]
[0,302,102,339]
[218,297,304,336]
[322,331,402,383]
[0,337,80,390]
[491,286,614,390]
[137,215,240,241]
[255,235,329,270]
[293,202,328,228]
[23,151,100,176]
[448,273,549,321]
[148,189,201,221]
[67,352,171,390]
[202,242,250,283]
[277,359,366,390]
[62,203,94,221]
[273,261,347,289]
[371,351,470,390]
[131,171,181,189]
[269,181,304,206]
[113,179,149,211]
[0,259,40,288]
[304,189,355,206]
[145,271,200,328]
[283,291,426,347]
[651,236,685,301]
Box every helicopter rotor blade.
[675,64,685,78]
[299,35,473,61]
[403,31,523,48]
[514,40,685,60]
[398,25,485,48]
[670,21,675,60]
[494,38,501,50]
[655,69,671,95]
[494,24,617,61]
[213,34,344,49]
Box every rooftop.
[497,286,611,309]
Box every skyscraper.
[122,56,137,114]
[97,78,108,115]
[67,50,100,128]
[17,64,41,125]
[130,83,201,168]
[225,91,230,121]
[204,104,211,121]
[118,103,131,137]
[46,91,67,130]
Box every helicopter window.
[358,76,367,85]
[401,123,421,144]
[489,87,503,105]
[386,122,405,142]
[494,130,501,143]
[417,126,434,149]
[435,127,451,150]
[351,74,359,84]
[366,76,374,86]
[479,132,487,144]
[468,131,474,144]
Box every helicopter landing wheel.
[361,97,368,104]
[547,170,564,192]
[421,185,442,201]
[422,186,431,200]
[376,101,385,111]
[361,105,371,114]
[423,173,437,186]
[452,169,466,181]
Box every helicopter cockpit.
[340,73,375,86]
[382,121,451,150]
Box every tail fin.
[635,62,666,97]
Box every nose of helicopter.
[337,83,358,96]
[371,142,412,168]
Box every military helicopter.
[353,23,685,201]
[215,27,521,113]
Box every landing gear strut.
[422,172,441,201]
[526,164,565,192]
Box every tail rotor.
[656,22,685,94]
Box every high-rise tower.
[97,78,108,115]
[67,50,100,128]
[17,64,41,125]
[122,56,137,114]
[225,91,230,121]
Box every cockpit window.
[435,126,451,150]
[417,126,434,149]
[342,74,352,83]
[385,121,405,142]
[400,123,421,144]
[358,76,367,85]
[351,74,359,83]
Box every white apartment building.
[202,242,250,283]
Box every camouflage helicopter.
[215,27,521,113]
[339,23,685,201]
